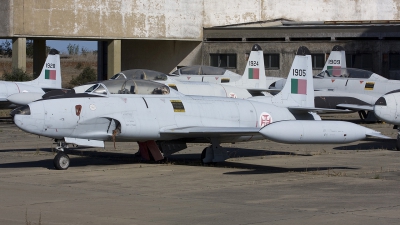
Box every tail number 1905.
[293,69,306,76]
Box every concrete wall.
[1,0,400,39]
[7,0,203,39]
[203,0,400,27]
[0,1,11,37]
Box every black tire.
[396,135,400,151]
[53,152,70,170]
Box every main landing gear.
[358,110,379,122]
[53,140,70,170]
[201,139,229,164]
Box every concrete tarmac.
[0,114,400,225]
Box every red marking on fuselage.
[14,83,21,93]
[360,81,364,84]
[220,85,228,97]
[331,80,335,83]
[187,77,191,80]
[260,114,272,127]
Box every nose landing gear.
[53,140,70,170]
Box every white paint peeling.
[6,0,400,39]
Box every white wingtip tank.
[26,49,62,89]
[322,45,346,73]
[239,44,267,89]
[272,46,314,107]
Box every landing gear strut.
[358,110,379,122]
[201,139,229,164]
[53,140,70,170]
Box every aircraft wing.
[0,98,7,102]
[336,104,374,111]
[160,126,260,137]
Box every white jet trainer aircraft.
[12,46,388,170]
[1,49,61,109]
[307,46,399,121]
[103,44,282,98]
[274,46,398,121]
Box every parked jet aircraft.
[12,46,388,170]
[275,45,397,121]
[2,49,61,108]
[169,51,282,89]
[106,44,281,98]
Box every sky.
[0,39,97,54]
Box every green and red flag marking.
[327,66,341,76]
[248,68,259,79]
[291,79,307,94]
[45,70,56,80]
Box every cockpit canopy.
[315,68,374,79]
[171,65,227,75]
[110,69,168,81]
[85,79,170,95]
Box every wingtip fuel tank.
[259,120,389,144]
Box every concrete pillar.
[33,39,46,78]
[97,41,108,81]
[107,40,121,79]
[12,37,26,71]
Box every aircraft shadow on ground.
[334,139,397,151]
[0,146,314,170]
[221,162,356,175]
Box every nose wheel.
[53,140,71,170]
[53,152,70,170]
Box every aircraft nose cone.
[13,103,45,135]
[373,95,397,124]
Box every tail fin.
[272,46,314,107]
[27,49,61,89]
[322,45,346,76]
[235,44,267,89]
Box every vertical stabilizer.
[236,44,267,89]
[272,46,314,107]
[27,49,61,89]
[322,45,346,75]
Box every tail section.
[322,45,346,76]
[272,46,314,107]
[27,49,61,90]
[235,44,267,89]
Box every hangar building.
[1,0,400,79]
